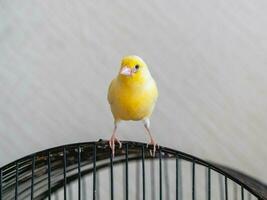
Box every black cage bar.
[0,140,265,200]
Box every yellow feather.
[108,56,158,122]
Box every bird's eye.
[135,65,139,70]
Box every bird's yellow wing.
[150,78,159,104]
[107,78,116,105]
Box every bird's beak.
[120,66,132,76]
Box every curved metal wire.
[0,140,265,200]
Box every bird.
[107,55,159,157]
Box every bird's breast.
[110,80,158,121]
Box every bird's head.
[118,55,151,84]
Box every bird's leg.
[143,119,159,156]
[145,125,158,156]
[108,123,121,157]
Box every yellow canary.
[108,55,158,156]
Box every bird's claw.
[146,139,159,157]
[109,136,122,158]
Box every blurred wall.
[0,0,266,183]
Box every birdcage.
[0,140,265,200]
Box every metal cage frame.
[0,140,265,200]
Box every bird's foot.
[146,139,159,157]
[108,135,122,158]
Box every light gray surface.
[0,0,266,184]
